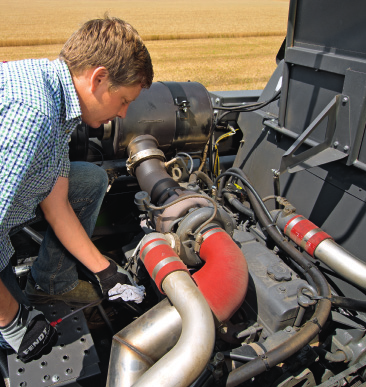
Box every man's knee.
[68,162,108,200]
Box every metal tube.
[22,226,43,245]
[134,271,215,387]
[276,211,366,290]
[315,239,366,290]
[106,298,182,387]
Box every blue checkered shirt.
[0,59,82,271]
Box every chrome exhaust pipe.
[106,298,182,386]
[134,271,215,387]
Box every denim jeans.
[31,161,108,294]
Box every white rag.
[108,283,145,304]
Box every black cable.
[215,90,281,112]
[215,91,281,127]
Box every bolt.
[278,285,286,293]
[272,169,280,177]
[215,98,220,105]
[344,145,349,152]
[342,96,349,104]
[214,352,225,363]
[333,141,339,148]
[52,375,60,383]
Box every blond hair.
[59,17,153,88]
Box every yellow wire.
[213,128,239,177]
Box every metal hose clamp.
[126,148,166,175]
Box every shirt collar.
[52,59,82,122]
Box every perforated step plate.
[8,301,100,387]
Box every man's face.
[79,69,142,128]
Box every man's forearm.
[40,176,109,273]
[0,279,19,327]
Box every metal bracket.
[160,81,191,121]
[175,97,190,114]
[264,94,350,175]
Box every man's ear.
[90,67,109,92]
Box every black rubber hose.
[222,192,255,219]
[225,168,331,387]
[328,295,366,313]
[222,351,256,363]
[188,171,214,190]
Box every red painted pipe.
[140,229,249,322]
[140,234,189,293]
[193,228,249,322]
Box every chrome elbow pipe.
[134,271,215,387]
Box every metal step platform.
[7,301,100,387]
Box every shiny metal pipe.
[107,272,215,387]
[22,226,43,245]
[134,271,215,387]
[276,211,366,290]
[106,298,182,386]
[315,239,366,290]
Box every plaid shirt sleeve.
[59,152,70,178]
[0,100,49,223]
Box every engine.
[4,1,366,386]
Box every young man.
[0,16,153,362]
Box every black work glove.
[1,304,58,363]
[95,259,128,297]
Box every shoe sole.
[24,291,103,308]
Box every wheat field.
[0,0,289,91]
